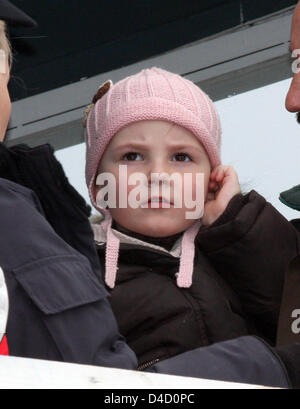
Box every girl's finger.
[210,165,222,179]
[206,192,215,201]
[209,180,218,190]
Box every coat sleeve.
[196,190,300,343]
[0,178,137,369]
[148,336,291,388]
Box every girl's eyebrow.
[114,142,150,151]
[167,143,204,152]
[113,142,204,153]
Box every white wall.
[55,78,300,221]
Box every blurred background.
[5,0,300,218]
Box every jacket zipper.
[137,358,160,371]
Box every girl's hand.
[202,165,241,226]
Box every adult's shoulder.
[0,177,34,197]
[0,177,44,213]
[290,218,300,233]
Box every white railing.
[0,355,272,389]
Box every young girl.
[84,67,299,370]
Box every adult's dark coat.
[276,185,300,347]
[0,143,100,274]
[0,177,137,368]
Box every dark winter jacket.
[94,190,300,369]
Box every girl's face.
[0,58,11,142]
[96,120,211,237]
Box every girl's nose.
[146,160,171,185]
[147,158,169,175]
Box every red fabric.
[0,336,9,355]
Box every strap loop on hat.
[83,80,113,128]
[92,80,113,104]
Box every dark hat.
[0,0,37,27]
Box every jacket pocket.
[12,254,108,315]
[11,253,113,364]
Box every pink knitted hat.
[84,67,222,289]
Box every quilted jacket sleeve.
[196,190,300,343]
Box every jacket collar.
[91,216,182,258]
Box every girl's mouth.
[146,197,174,208]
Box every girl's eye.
[173,153,192,162]
[122,152,143,161]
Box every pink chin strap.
[176,220,202,288]
[101,210,201,290]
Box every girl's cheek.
[181,173,207,200]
